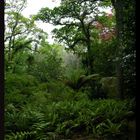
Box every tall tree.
[111,0,136,99]
[5,0,48,72]
[36,0,135,98]
[5,0,27,61]
[35,0,111,74]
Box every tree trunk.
[80,19,94,74]
[87,41,93,74]
[111,0,124,99]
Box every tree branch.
[68,37,87,50]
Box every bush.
[5,73,38,107]
[5,73,135,140]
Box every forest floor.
[58,133,101,140]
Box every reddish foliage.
[100,28,116,41]
[95,22,104,30]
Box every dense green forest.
[5,0,136,139]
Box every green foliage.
[5,73,38,91]
[5,0,135,140]
[93,39,117,76]
[37,81,76,102]
[5,73,38,107]
[64,65,101,92]
[5,0,48,74]
[6,131,35,140]
[35,0,114,74]
[93,119,123,139]
[29,44,64,82]
[5,95,135,140]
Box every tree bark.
[111,0,124,99]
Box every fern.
[6,131,36,140]
[65,73,100,91]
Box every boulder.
[100,77,119,98]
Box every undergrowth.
[5,73,135,140]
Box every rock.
[100,77,119,98]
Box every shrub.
[5,90,135,140]
[5,73,38,107]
